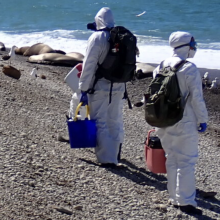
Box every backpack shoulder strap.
[159,60,165,71]
[159,60,187,72]
[172,60,188,72]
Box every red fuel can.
[145,129,166,174]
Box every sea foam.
[1,30,220,70]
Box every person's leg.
[157,122,198,206]
[89,91,122,164]
[175,123,198,207]
[164,149,178,205]
[117,98,125,162]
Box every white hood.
[169,31,194,60]
[95,7,115,30]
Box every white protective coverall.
[79,7,125,165]
[153,31,208,207]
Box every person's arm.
[185,63,208,124]
[79,32,103,91]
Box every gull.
[210,77,219,93]
[2,45,17,65]
[30,67,38,79]
[136,11,146,17]
[133,95,145,107]
[203,72,212,87]
[215,77,219,87]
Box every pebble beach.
[0,48,220,220]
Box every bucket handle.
[74,102,90,121]
[146,129,156,146]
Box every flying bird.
[2,45,16,65]
[136,11,146,17]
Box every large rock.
[2,65,21,79]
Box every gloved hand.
[198,123,207,132]
[80,91,88,106]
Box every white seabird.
[210,78,219,93]
[203,72,212,86]
[30,68,38,79]
[136,11,146,17]
[214,77,219,87]
[2,45,17,65]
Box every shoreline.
[2,46,219,81]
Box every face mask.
[188,49,196,58]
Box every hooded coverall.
[153,31,208,207]
[79,7,125,165]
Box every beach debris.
[2,65,21,80]
[30,67,38,79]
[2,45,17,65]
[155,204,167,212]
[136,11,146,17]
[57,134,69,143]
[40,74,46,79]
[53,206,73,215]
[74,205,83,211]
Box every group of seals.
[2,41,155,76]
[14,43,84,67]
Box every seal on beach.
[15,45,66,56]
[28,53,83,67]
[23,43,54,56]
[15,46,30,55]
[0,42,6,51]
[65,52,84,60]
[135,62,156,79]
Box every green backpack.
[145,60,188,128]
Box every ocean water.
[1,0,220,69]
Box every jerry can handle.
[146,129,156,146]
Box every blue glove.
[198,123,207,132]
[80,91,88,106]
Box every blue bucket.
[67,103,97,148]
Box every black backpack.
[144,60,188,128]
[89,26,137,108]
[95,26,137,82]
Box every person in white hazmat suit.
[153,31,208,215]
[79,7,125,166]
